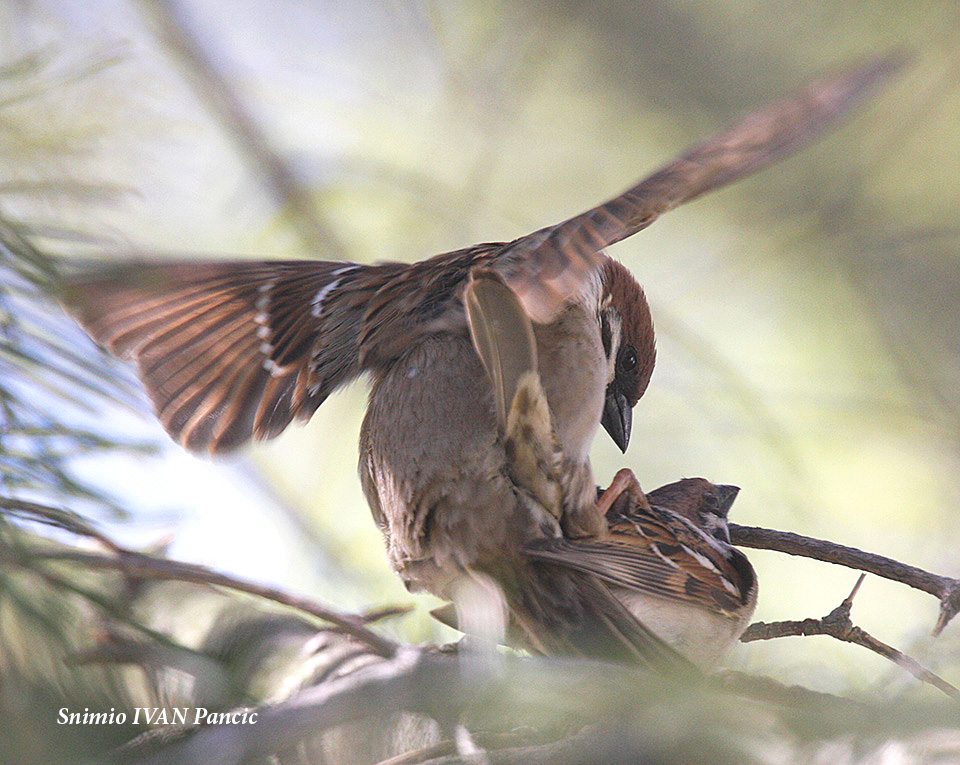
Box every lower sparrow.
[527,477,757,669]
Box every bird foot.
[596,467,650,515]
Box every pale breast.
[615,588,755,669]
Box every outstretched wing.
[490,52,906,323]
[60,259,377,453]
[60,54,904,453]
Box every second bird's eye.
[619,346,638,373]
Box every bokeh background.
[1,0,959,759]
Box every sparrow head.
[647,477,740,543]
[598,258,656,453]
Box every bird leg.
[596,467,650,515]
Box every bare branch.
[740,575,960,701]
[729,523,960,634]
[128,632,960,765]
[4,544,401,658]
[1,497,124,552]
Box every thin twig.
[4,544,400,658]
[1,497,123,552]
[741,575,960,701]
[729,523,960,634]
[360,604,415,624]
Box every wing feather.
[490,53,905,323]
[527,507,754,620]
[61,260,365,453]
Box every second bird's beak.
[601,386,632,453]
[715,484,741,516]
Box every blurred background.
[1,0,958,760]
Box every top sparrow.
[62,54,902,607]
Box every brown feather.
[463,269,539,428]
[526,482,755,621]
[62,260,370,453]
[489,52,905,324]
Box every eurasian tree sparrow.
[451,269,691,667]
[62,56,896,657]
[527,478,757,669]
[456,274,746,667]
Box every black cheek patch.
[600,312,612,357]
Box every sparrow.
[525,477,758,669]
[445,269,691,668]
[445,274,740,668]
[61,56,897,652]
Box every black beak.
[714,484,740,516]
[601,386,632,453]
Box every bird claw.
[596,467,650,516]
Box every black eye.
[619,346,638,374]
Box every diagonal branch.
[729,523,960,634]
[2,543,401,657]
[1,497,124,552]
[740,575,960,701]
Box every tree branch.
[127,631,960,765]
[2,543,401,658]
[729,523,960,634]
[1,497,124,552]
[741,575,960,701]
[130,647,657,765]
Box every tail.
[432,566,699,678]
[519,566,700,678]
[60,259,376,453]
